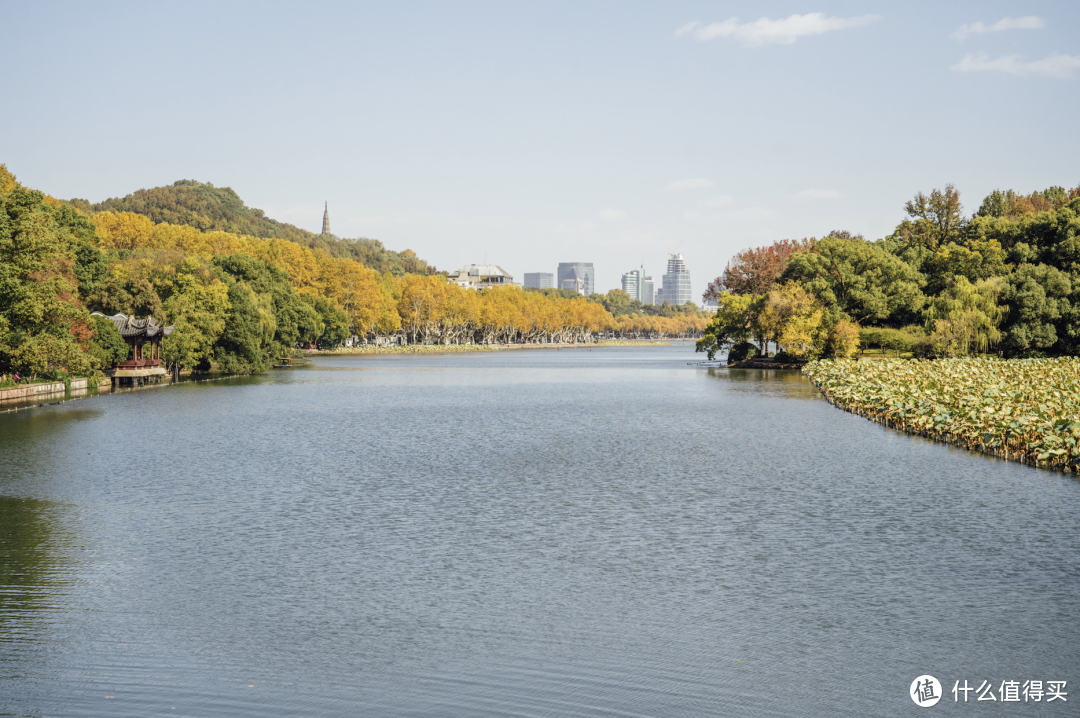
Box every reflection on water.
[709,367,822,398]
[0,343,1077,718]
[0,496,66,617]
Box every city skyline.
[4,2,1078,300]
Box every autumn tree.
[757,283,823,357]
[704,238,814,301]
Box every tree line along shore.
[0,166,708,386]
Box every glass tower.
[557,262,595,296]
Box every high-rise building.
[656,253,692,306]
[321,202,330,235]
[620,265,654,304]
[559,267,587,295]
[524,272,555,289]
[620,269,638,299]
[557,262,595,296]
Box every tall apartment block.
[620,265,654,304]
[524,272,555,289]
[656,253,692,306]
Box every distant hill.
[69,180,436,275]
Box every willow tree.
[922,276,1007,356]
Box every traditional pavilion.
[92,312,174,382]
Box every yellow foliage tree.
[759,283,823,357]
[92,211,158,250]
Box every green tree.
[695,291,754,360]
[0,186,93,378]
[159,257,231,374]
[214,281,271,373]
[88,274,164,317]
[898,184,967,252]
[1001,264,1072,356]
[86,315,129,369]
[922,276,1007,356]
[73,243,108,296]
[301,294,349,348]
[780,236,924,324]
[212,253,317,353]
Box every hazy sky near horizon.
[4,1,1079,298]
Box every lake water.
[1,343,1077,717]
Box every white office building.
[620,265,654,304]
[656,253,693,306]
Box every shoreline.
[1,341,676,413]
[309,340,673,356]
[0,373,245,414]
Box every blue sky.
[4,1,1078,299]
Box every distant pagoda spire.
[321,201,330,235]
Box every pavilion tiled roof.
[91,312,174,339]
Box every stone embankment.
[0,378,106,402]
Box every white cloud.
[676,13,879,46]
[666,178,713,191]
[699,195,736,208]
[598,208,625,221]
[951,16,1044,41]
[797,189,844,200]
[674,21,699,38]
[952,53,1080,79]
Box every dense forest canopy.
[698,182,1080,362]
[71,179,436,276]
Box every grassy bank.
[803,357,1080,472]
[313,340,671,356]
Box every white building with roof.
[447,264,519,290]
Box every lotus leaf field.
[803,357,1080,471]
